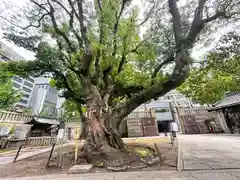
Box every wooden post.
[74,126,80,164]
[46,143,56,168]
[13,144,22,163]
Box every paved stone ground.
[0,143,72,166]
[0,147,53,166]
[1,169,240,180]
[179,134,240,170]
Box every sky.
[0,0,234,61]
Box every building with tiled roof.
[209,92,240,111]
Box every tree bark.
[80,110,125,156]
[79,83,125,157]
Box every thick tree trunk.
[79,110,125,157]
[79,83,124,157]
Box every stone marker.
[68,164,93,174]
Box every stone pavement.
[2,169,240,180]
[178,134,240,170]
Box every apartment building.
[0,41,35,108]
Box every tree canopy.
[1,0,240,150]
[0,69,22,110]
[178,32,240,105]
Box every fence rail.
[0,111,33,124]
[126,111,153,119]
[178,108,212,116]
[8,136,55,148]
[26,136,54,146]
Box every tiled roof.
[26,117,59,125]
[209,92,240,110]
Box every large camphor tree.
[1,0,240,153]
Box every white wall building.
[135,89,201,112]
[0,41,35,108]
[134,90,203,132]
[30,77,59,115]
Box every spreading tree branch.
[76,0,93,75]
[47,0,75,51]
[30,0,75,51]
[112,66,188,128]
[94,0,105,81]
[76,0,90,51]
[168,0,182,48]
[51,0,82,46]
[112,0,128,57]
[151,55,174,82]
[117,54,126,73]
[97,0,103,12]
[186,0,208,46]
[67,0,81,20]
[186,0,239,46]
[139,4,155,26]
[100,0,130,87]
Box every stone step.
[68,164,93,174]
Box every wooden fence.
[178,108,213,117]
[26,136,54,146]
[7,136,55,148]
[0,111,33,124]
[177,107,227,134]
[126,110,159,137]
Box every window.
[0,55,10,62]
[155,108,170,113]
[13,76,22,83]
[23,87,32,93]
[27,78,34,83]
[20,99,28,104]
[23,94,30,98]
[24,81,33,88]
[13,83,21,88]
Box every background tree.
[179,32,240,104]
[0,69,22,110]
[1,0,240,154]
[61,99,86,118]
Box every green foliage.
[62,100,86,118]
[178,53,240,105]
[0,69,22,110]
[23,108,33,115]
[1,0,240,118]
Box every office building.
[0,41,35,108]
[30,77,59,115]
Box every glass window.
[13,83,21,88]
[23,94,30,98]
[27,78,34,83]
[24,81,33,88]
[23,87,32,93]
[20,99,28,104]
[155,108,170,113]
[0,55,10,61]
[13,76,22,83]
